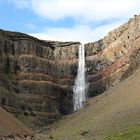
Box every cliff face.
[0,15,140,124]
[0,31,80,124]
[85,15,140,96]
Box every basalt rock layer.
[0,31,80,124]
[0,15,140,124]
[85,15,140,96]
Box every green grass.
[105,125,140,140]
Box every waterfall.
[73,44,86,111]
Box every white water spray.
[73,44,86,111]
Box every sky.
[0,0,140,43]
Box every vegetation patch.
[105,125,140,140]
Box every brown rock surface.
[85,15,140,96]
[0,30,80,123]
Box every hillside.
[0,107,31,139]
[0,15,139,123]
[46,68,140,140]
[0,66,140,140]
[0,14,139,139]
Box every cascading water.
[73,44,86,111]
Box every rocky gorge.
[0,14,140,132]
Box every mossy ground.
[105,125,140,140]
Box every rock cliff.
[0,31,80,124]
[85,15,140,96]
[0,15,140,125]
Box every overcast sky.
[0,0,140,43]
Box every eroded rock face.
[85,15,140,96]
[0,31,80,123]
[0,15,140,124]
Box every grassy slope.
[46,68,140,140]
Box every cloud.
[30,20,124,43]
[9,0,140,42]
[10,0,140,22]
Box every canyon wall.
[0,31,80,124]
[0,15,140,125]
[85,15,140,96]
